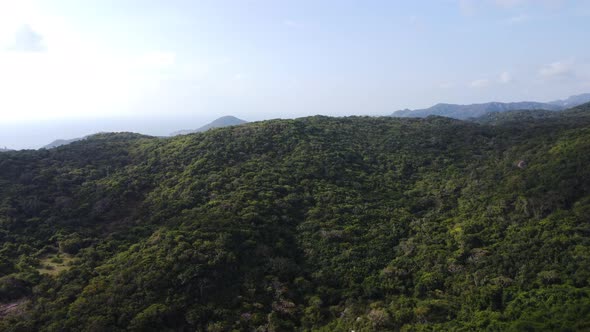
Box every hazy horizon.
[1,0,590,148]
[2,90,589,150]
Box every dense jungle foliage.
[1,103,590,331]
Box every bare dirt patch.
[37,253,75,276]
[0,298,28,318]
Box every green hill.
[170,116,248,136]
[1,106,590,331]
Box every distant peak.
[209,115,247,124]
[216,115,242,120]
[170,115,248,136]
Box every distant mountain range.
[170,116,247,136]
[549,93,590,108]
[22,95,590,150]
[392,93,590,119]
[0,148,13,153]
[470,101,590,126]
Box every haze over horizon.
[1,0,590,149]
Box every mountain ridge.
[392,93,590,119]
[549,93,590,107]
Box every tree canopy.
[1,104,590,331]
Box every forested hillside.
[1,104,590,331]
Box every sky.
[1,0,590,149]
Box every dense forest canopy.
[1,103,590,331]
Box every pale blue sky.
[1,0,590,148]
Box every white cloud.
[503,14,531,25]
[137,51,176,68]
[493,0,527,8]
[283,20,305,28]
[439,82,454,89]
[0,2,190,122]
[459,0,524,15]
[471,79,490,88]
[458,0,477,16]
[492,0,565,8]
[459,0,566,15]
[0,50,139,121]
[539,60,574,78]
[0,31,176,122]
[7,24,46,52]
[499,71,513,84]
